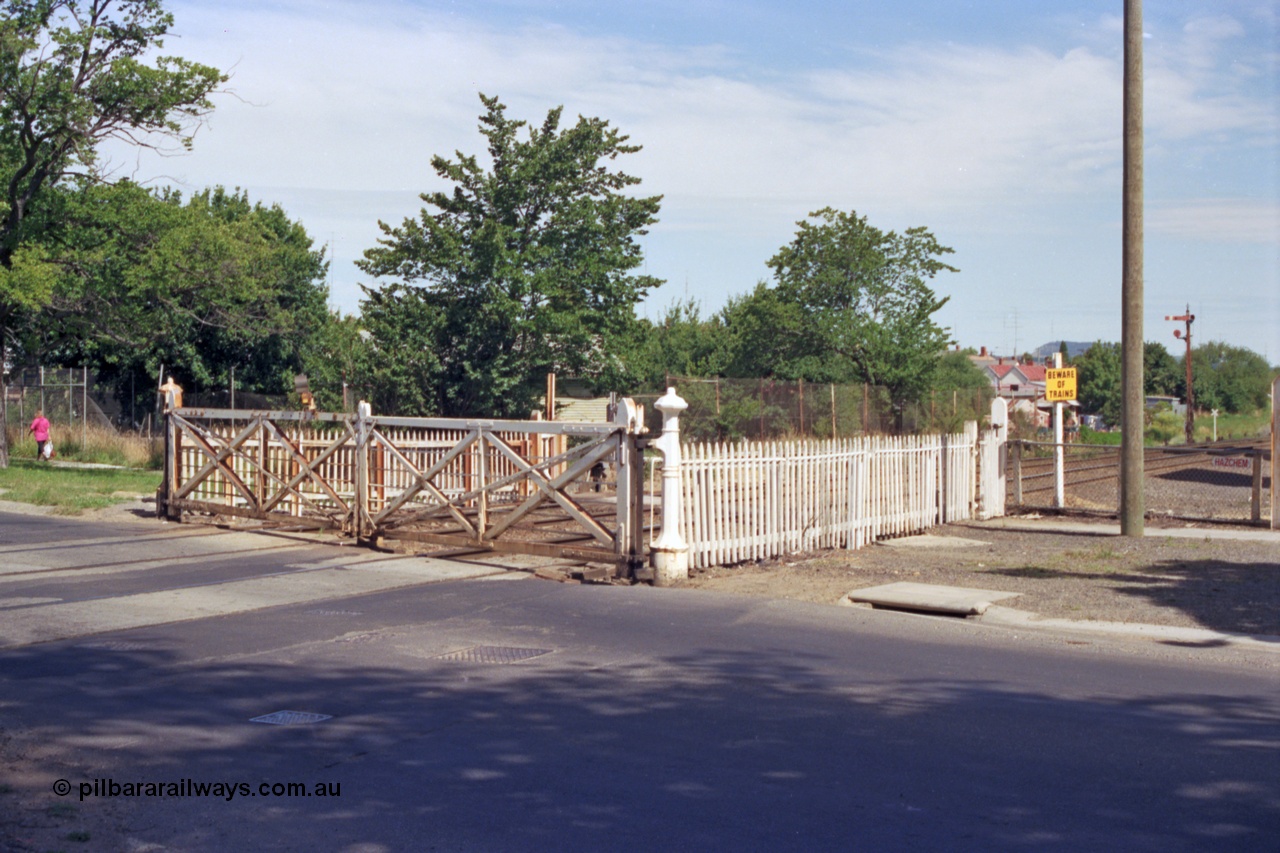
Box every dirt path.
[683,517,1280,638]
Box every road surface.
[1,511,1277,851]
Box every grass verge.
[5,423,163,468]
[0,459,160,514]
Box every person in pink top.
[28,410,51,460]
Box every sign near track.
[1045,368,1077,402]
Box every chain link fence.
[626,377,992,441]
[1009,439,1272,524]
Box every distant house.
[969,348,1075,430]
[986,361,1047,401]
[1145,395,1186,416]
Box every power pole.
[1166,306,1195,445]
[1120,0,1145,537]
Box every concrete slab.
[877,534,988,549]
[847,582,1022,616]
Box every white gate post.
[355,400,372,540]
[987,397,1008,519]
[1271,377,1278,530]
[650,387,689,585]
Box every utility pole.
[1120,0,1145,537]
[1165,306,1195,445]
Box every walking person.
[28,409,51,460]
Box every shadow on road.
[2,633,1278,851]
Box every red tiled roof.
[989,364,1019,380]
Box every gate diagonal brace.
[176,416,351,524]
[482,434,619,548]
[369,427,479,535]
[259,419,355,515]
[247,417,350,517]
[380,431,614,533]
[173,415,259,506]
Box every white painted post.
[356,400,372,540]
[650,387,689,585]
[1271,377,1278,530]
[1053,353,1065,508]
[983,397,1009,519]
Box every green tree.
[1075,342,1122,427]
[718,282,833,382]
[1143,341,1180,397]
[935,348,993,393]
[357,94,662,417]
[763,208,958,411]
[1188,341,1271,414]
[622,298,731,391]
[0,0,224,464]
[14,182,328,415]
[1076,340,1186,428]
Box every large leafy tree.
[1188,341,1272,414]
[0,0,224,464]
[357,94,662,417]
[761,208,958,408]
[15,182,329,415]
[1076,341,1123,427]
[622,298,732,391]
[1076,340,1191,427]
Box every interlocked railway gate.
[157,403,648,577]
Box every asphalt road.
[2,511,1278,852]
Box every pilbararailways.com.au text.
[54,778,341,802]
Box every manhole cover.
[433,646,553,664]
[250,711,333,726]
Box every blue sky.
[110,1,1279,362]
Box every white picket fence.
[679,425,984,569]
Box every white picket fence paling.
[678,429,980,569]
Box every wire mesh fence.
[626,377,992,441]
[3,367,292,434]
[1008,439,1272,524]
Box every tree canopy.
[1189,341,1272,414]
[12,181,329,413]
[356,94,662,417]
[758,208,957,406]
[0,0,225,463]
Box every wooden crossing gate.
[158,402,648,577]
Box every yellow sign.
[1045,367,1077,402]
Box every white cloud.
[97,2,1276,358]
[1148,199,1280,243]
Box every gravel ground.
[683,516,1280,638]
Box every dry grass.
[5,423,162,469]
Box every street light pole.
[1166,306,1195,445]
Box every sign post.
[1046,359,1077,508]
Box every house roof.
[1019,364,1047,382]
[987,362,1047,383]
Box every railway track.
[1011,438,1269,496]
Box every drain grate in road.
[250,711,333,726]
[433,646,553,664]
[304,609,364,616]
